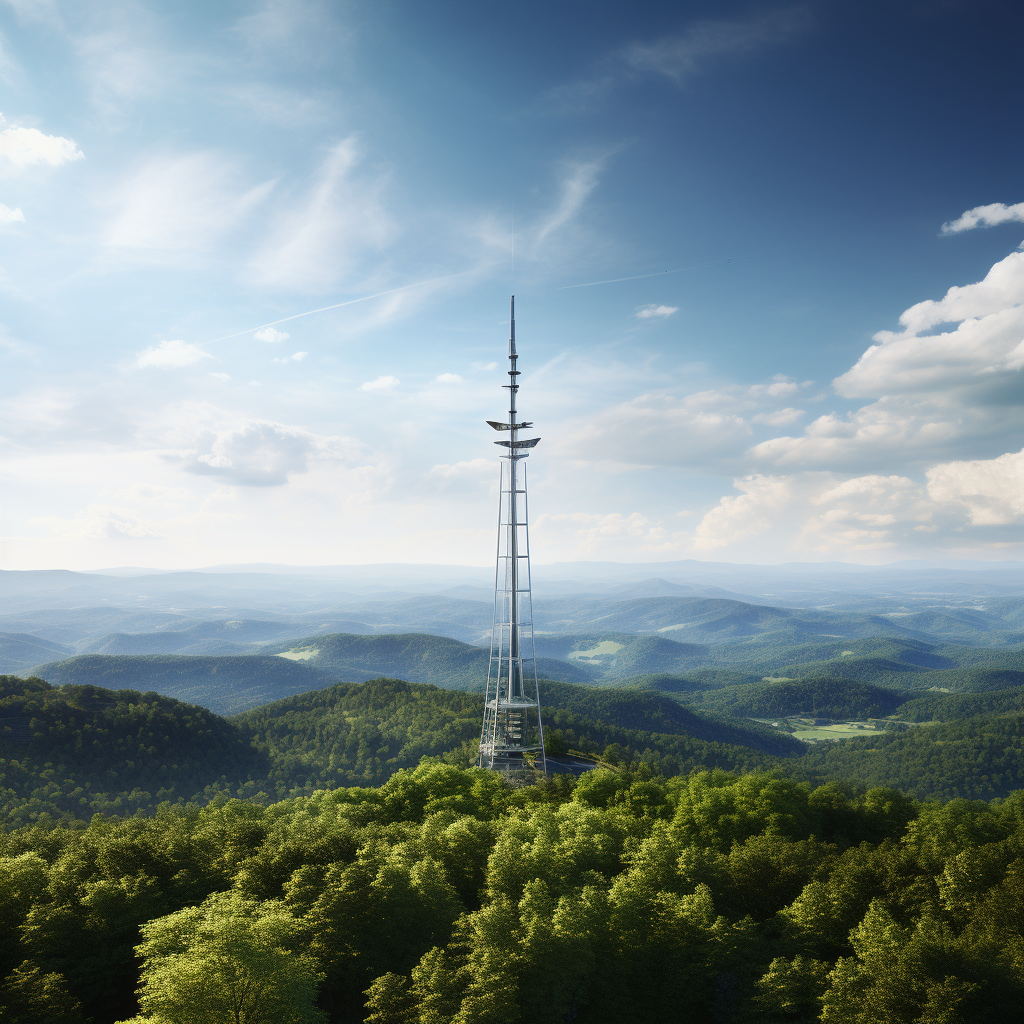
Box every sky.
[1,0,1023,571]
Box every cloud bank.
[0,125,83,167]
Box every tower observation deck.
[478,297,547,775]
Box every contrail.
[206,274,455,345]
[559,257,752,290]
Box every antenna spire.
[479,298,546,778]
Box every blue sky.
[2,0,1023,569]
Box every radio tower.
[478,297,547,775]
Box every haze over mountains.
[4,560,1023,716]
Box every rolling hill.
[797,713,1024,800]
[686,677,906,720]
[0,631,74,674]
[30,633,594,715]
[0,674,267,825]
[29,654,328,715]
[0,672,801,826]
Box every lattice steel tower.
[478,297,547,774]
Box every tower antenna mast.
[479,297,547,776]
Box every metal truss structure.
[478,297,547,775]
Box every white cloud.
[751,243,1024,471]
[691,475,794,552]
[0,126,83,167]
[546,7,810,113]
[691,472,948,557]
[209,372,231,380]
[180,420,357,487]
[863,247,1024,355]
[0,203,25,223]
[636,304,678,319]
[473,361,498,371]
[249,137,394,292]
[255,327,289,342]
[273,351,307,363]
[624,7,810,84]
[942,201,1024,234]
[534,511,670,557]
[106,153,275,254]
[435,372,463,383]
[360,375,399,391]
[752,407,804,426]
[34,504,160,541]
[2,1,64,29]
[557,378,812,468]
[534,158,604,246]
[428,458,494,493]
[137,340,211,369]
[926,448,1024,525]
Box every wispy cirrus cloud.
[106,152,275,256]
[624,6,812,85]
[248,137,394,293]
[534,158,605,246]
[546,6,812,111]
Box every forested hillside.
[797,713,1024,800]
[31,654,329,715]
[0,675,803,827]
[687,677,905,720]
[0,676,266,823]
[1,763,1022,1023]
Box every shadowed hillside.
[0,675,266,825]
[30,654,329,715]
[687,677,905,720]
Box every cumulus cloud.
[0,126,83,167]
[360,375,399,391]
[137,340,211,369]
[864,247,1024,353]
[695,443,1024,558]
[691,472,948,557]
[273,351,307,363]
[752,407,803,426]
[942,201,1024,234]
[927,448,1024,525]
[557,378,812,468]
[255,326,289,342]
[752,243,1024,471]
[435,373,463,383]
[180,420,356,486]
[636,304,678,319]
[691,475,795,552]
[0,203,25,223]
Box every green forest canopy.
[1,762,1022,1023]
